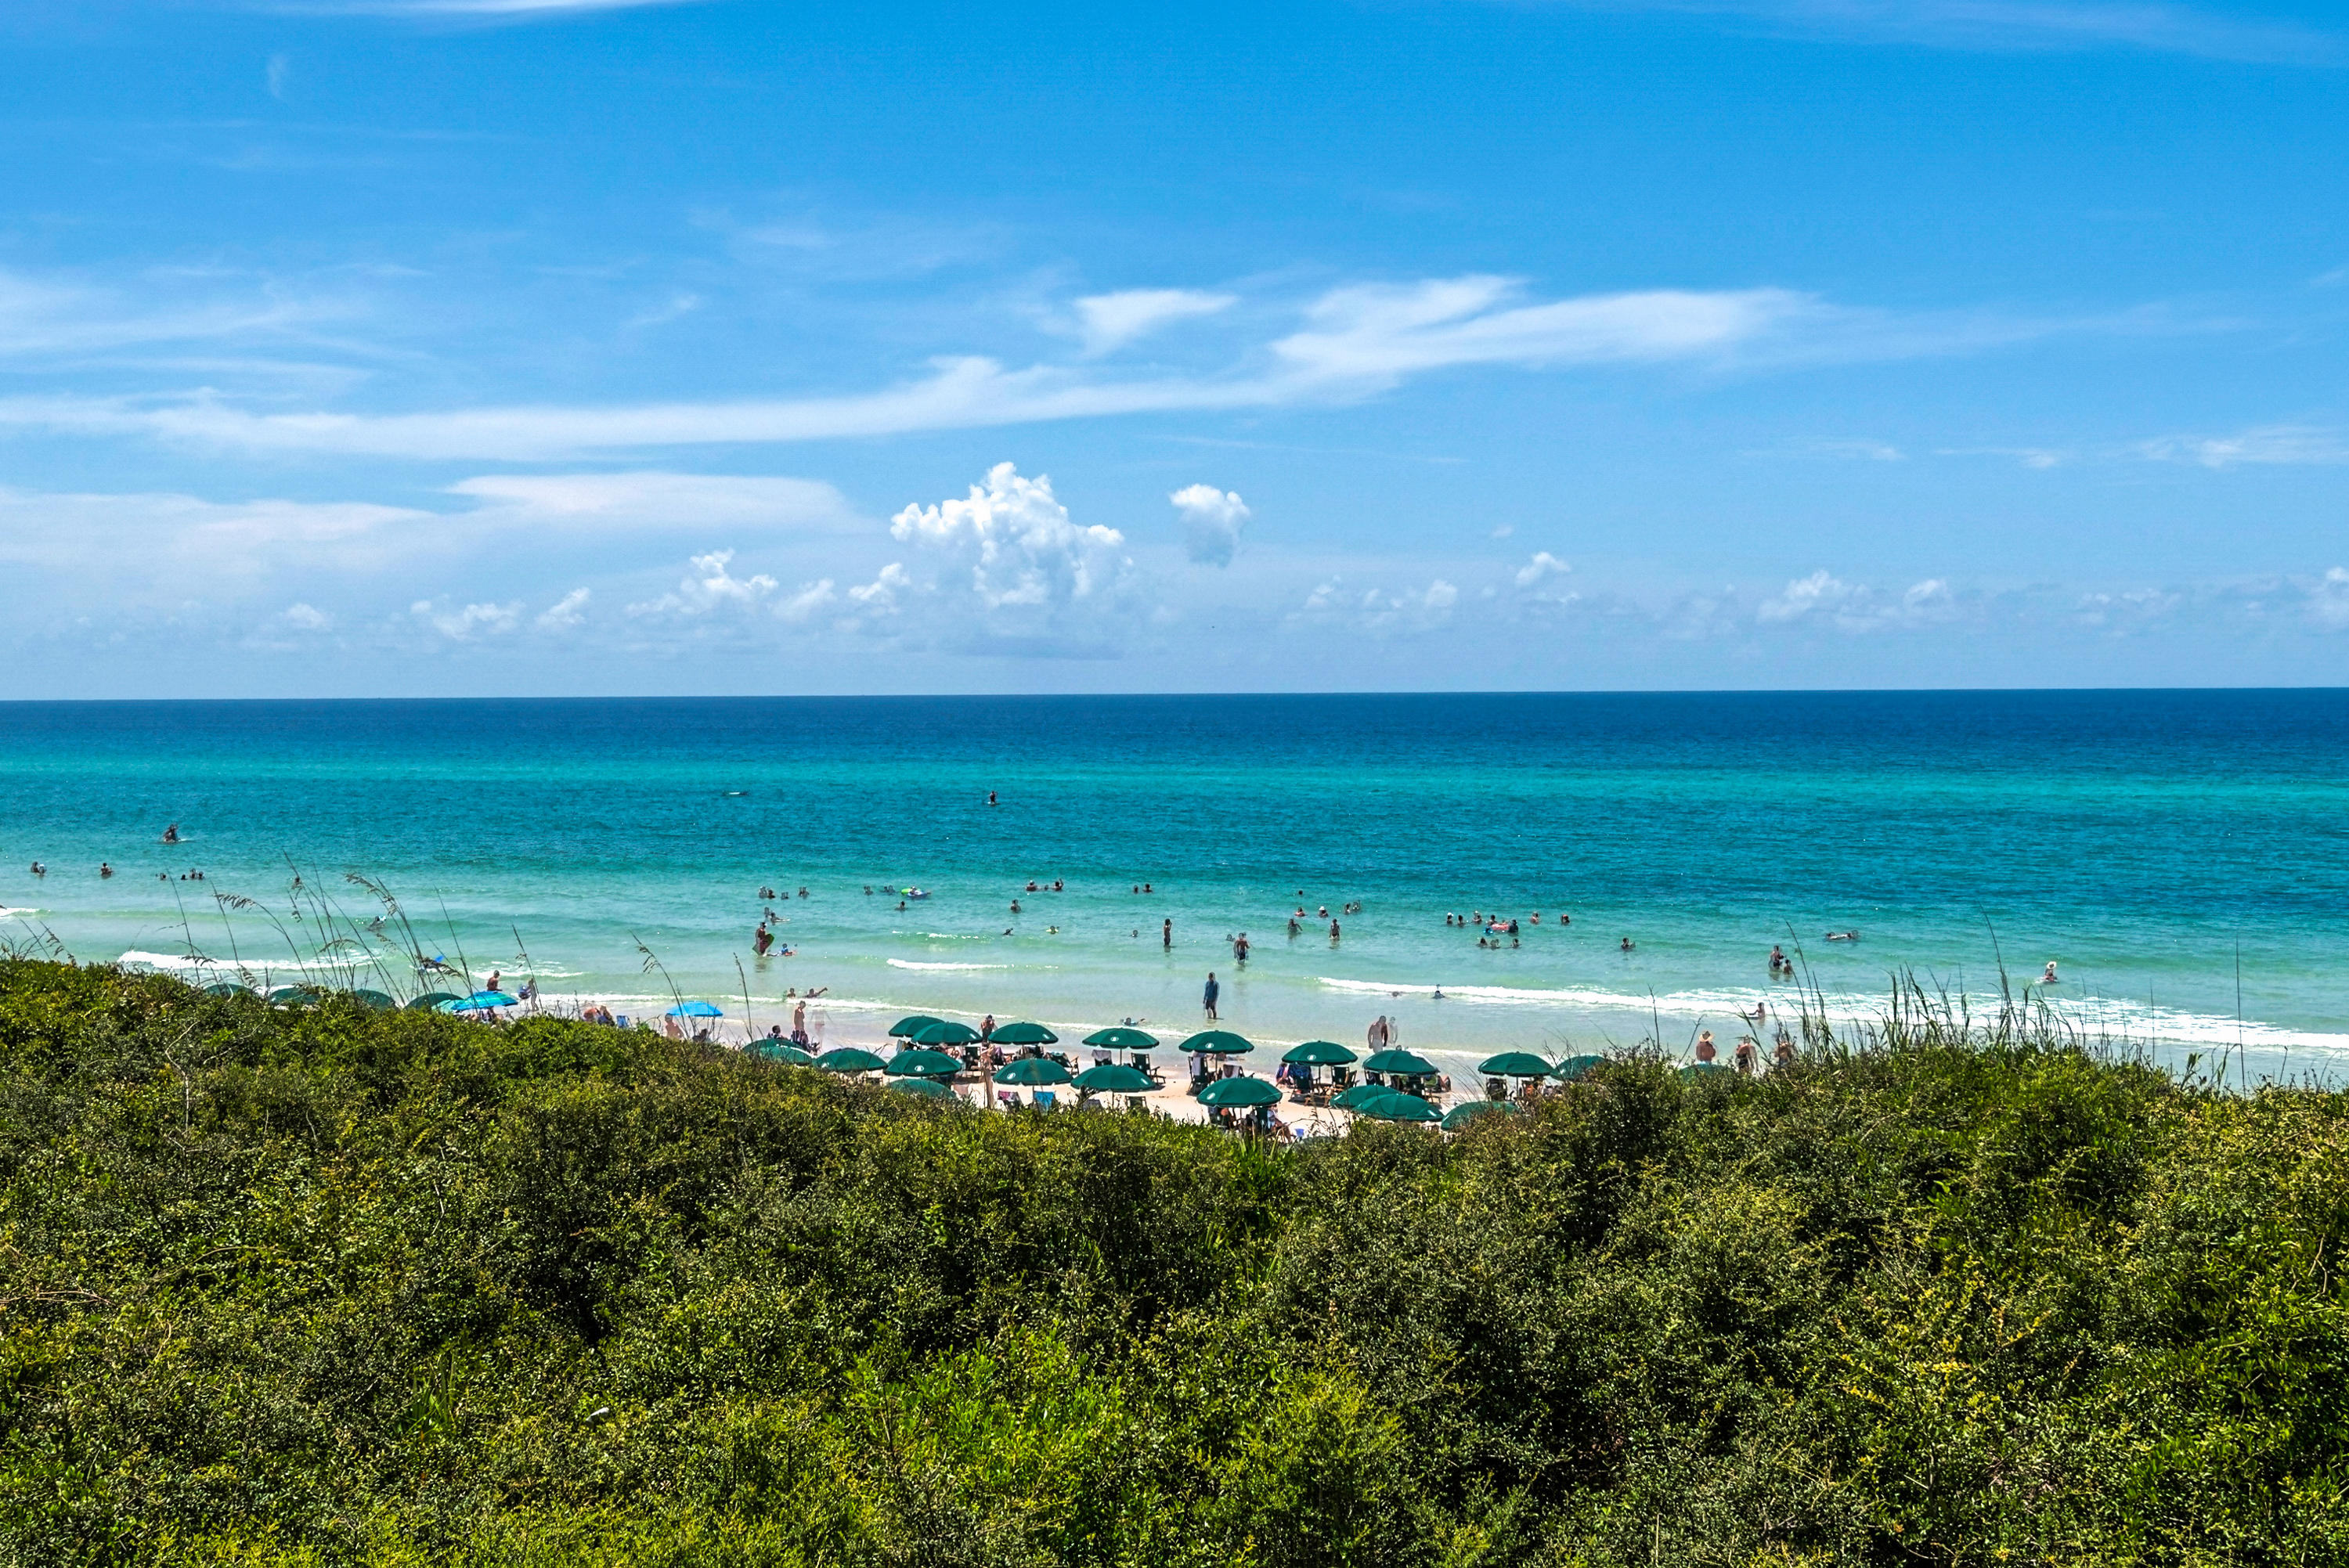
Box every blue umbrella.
[438,989,519,1012]
[666,1000,724,1018]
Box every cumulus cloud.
[868,464,1138,652]
[535,587,591,629]
[1297,575,1459,634]
[410,599,520,639]
[2307,567,2349,629]
[1514,551,1571,590]
[1759,570,1957,631]
[279,602,331,631]
[1170,483,1250,568]
[1074,289,1236,355]
[626,550,779,619]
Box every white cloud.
[447,470,859,534]
[777,579,839,623]
[1074,289,1236,355]
[1489,523,1515,539]
[266,53,292,99]
[1543,0,2342,66]
[1759,570,1956,631]
[0,485,428,597]
[1810,438,1905,461]
[1297,575,1459,633]
[1170,483,1250,568]
[1514,550,1571,589]
[847,561,911,614]
[887,463,1134,613]
[2138,425,2349,468]
[410,599,520,639]
[2310,568,2349,630]
[535,587,591,629]
[279,601,331,631]
[0,266,338,362]
[626,550,779,618]
[0,277,1907,460]
[1272,277,1807,387]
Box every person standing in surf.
[1203,971,1219,1021]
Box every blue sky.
[2,0,2347,694]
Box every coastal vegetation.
[1,957,2344,1566]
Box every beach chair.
[1037,1090,1056,1111]
[996,1090,1019,1111]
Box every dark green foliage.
[1,960,2345,1566]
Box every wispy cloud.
[0,276,2084,460]
[1542,1,2344,67]
[272,0,712,17]
[2138,424,2349,467]
[1073,289,1236,355]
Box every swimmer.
[1288,917,1301,937]
[1053,879,1063,892]
[1329,918,1340,941]
[987,791,998,806]
[161,824,179,844]
[1010,899,1022,913]
[1825,930,1858,942]
[1027,881,1040,892]
[29,861,43,876]
[1694,1030,1717,1064]
[1619,935,1633,951]
[797,887,808,899]
[1163,918,1172,948]
[1046,925,1059,934]
[2040,961,2060,985]
[1432,986,1445,999]
[99,862,112,878]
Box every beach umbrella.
[1331,1082,1391,1112]
[912,1019,983,1047]
[267,985,324,1006]
[1281,1040,1357,1067]
[990,1021,1058,1046]
[1443,1100,1517,1132]
[666,1000,724,1018]
[1083,1026,1158,1051]
[1551,1054,1607,1082]
[994,1056,1073,1087]
[1197,1075,1283,1109]
[346,989,397,1011]
[1179,1029,1256,1057]
[1681,1062,1737,1080]
[749,1040,817,1066]
[891,1077,957,1100]
[1363,1048,1438,1077]
[408,991,462,1011]
[888,1015,944,1039]
[885,1047,963,1079]
[1073,1062,1153,1094]
[1355,1089,1442,1124]
[439,990,519,1012]
[1478,1051,1553,1078]
[816,1047,886,1073]
[201,982,253,998]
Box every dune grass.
[1,957,2344,1566]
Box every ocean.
[3,691,2345,1086]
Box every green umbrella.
[990,1021,1058,1046]
[911,1020,982,1047]
[201,982,253,998]
[1442,1100,1517,1131]
[1282,1040,1357,1066]
[1363,1048,1438,1077]
[888,1015,944,1039]
[1478,1051,1553,1078]
[886,1048,963,1078]
[1551,1054,1608,1082]
[994,1056,1073,1086]
[1084,1026,1158,1051]
[1073,1062,1154,1094]
[1682,1062,1737,1080]
[749,1040,817,1066]
[1179,1029,1255,1056]
[347,989,397,1011]
[267,985,324,1006]
[891,1077,957,1100]
[1331,1082,1390,1111]
[1354,1089,1441,1123]
[1197,1075,1283,1109]
[816,1047,887,1073]
[408,991,462,1011]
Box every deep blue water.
[3,691,2344,1081]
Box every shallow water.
[3,691,2345,1085]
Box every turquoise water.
[2,692,2345,1084]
